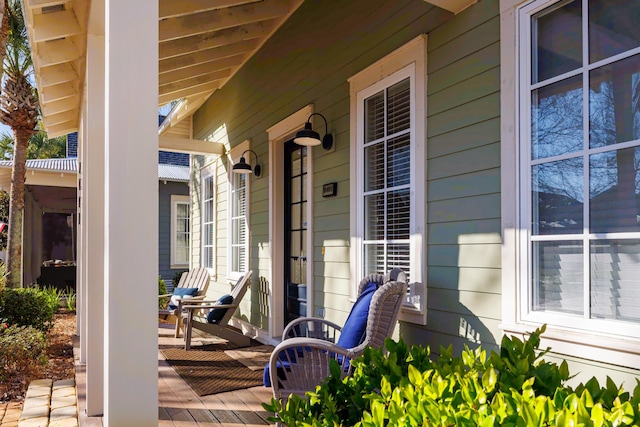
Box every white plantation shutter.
[202,168,215,270]
[362,77,412,280]
[230,172,248,274]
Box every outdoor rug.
[161,342,266,396]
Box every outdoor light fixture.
[294,113,333,150]
[232,149,261,177]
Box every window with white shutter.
[350,35,426,324]
[201,164,216,272]
[171,195,190,267]
[229,171,248,280]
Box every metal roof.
[158,163,190,182]
[0,158,77,173]
[0,158,190,182]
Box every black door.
[284,140,307,325]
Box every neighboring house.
[20,0,640,423]
[0,133,190,288]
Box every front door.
[284,140,307,324]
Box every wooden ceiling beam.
[41,82,77,104]
[159,54,244,86]
[160,70,230,95]
[45,121,77,138]
[159,20,274,59]
[159,84,218,106]
[159,0,290,42]
[33,9,81,42]
[159,39,259,73]
[35,38,80,67]
[159,136,225,156]
[159,0,258,19]
[39,63,78,87]
[42,96,78,116]
[45,110,78,127]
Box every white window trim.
[201,163,217,275]
[170,195,190,268]
[349,35,427,324]
[500,0,640,368]
[227,139,251,283]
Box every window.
[517,0,640,337]
[229,167,248,281]
[350,35,426,324]
[201,165,216,271]
[171,195,190,267]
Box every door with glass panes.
[284,140,307,324]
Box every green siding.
[416,0,502,353]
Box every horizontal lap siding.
[193,0,451,332]
[410,0,502,351]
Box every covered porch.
[21,0,477,425]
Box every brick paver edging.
[0,379,77,427]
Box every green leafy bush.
[265,326,640,426]
[0,324,47,381]
[159,276,168,309]
[65,287,77,312]
[41,285,64,312]
[0,287,56,332]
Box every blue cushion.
[206,294,234,324]
[167,287,199,309]
[336,282,377,349]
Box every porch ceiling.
[24,0,472,140]
[23,0,304,138]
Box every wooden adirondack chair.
[159,267,210,338]
[182,271,253,350]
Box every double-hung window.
[201,165,216,272]
[229,169,248,281]
[518,0,640,337]
[350,35,426,324]
[171,195,190,267]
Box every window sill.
[501,323,640,369]
[170,264,188,269]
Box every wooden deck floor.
[77,325,276,426]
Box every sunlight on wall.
[459,318,481,344]
[455,232,502,346]
[209,123,230,152]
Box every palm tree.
[0,123,67,160]
[0,0,39,287]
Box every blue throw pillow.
[207,294,234,324]
[167,287,199,309]
[336,282,377,349]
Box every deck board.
[157,325,275,426]
[74,327,276,426]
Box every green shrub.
[0,324,48,381]
[65,287,77,312]
[0,287,56,332]
[41,285,64,312]
[0,262,6,291]
[159,276,168,309]
[265,326,640,426]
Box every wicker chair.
[265,269,407,400]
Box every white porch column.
[84,27,106,416]
[104,0,158,425]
